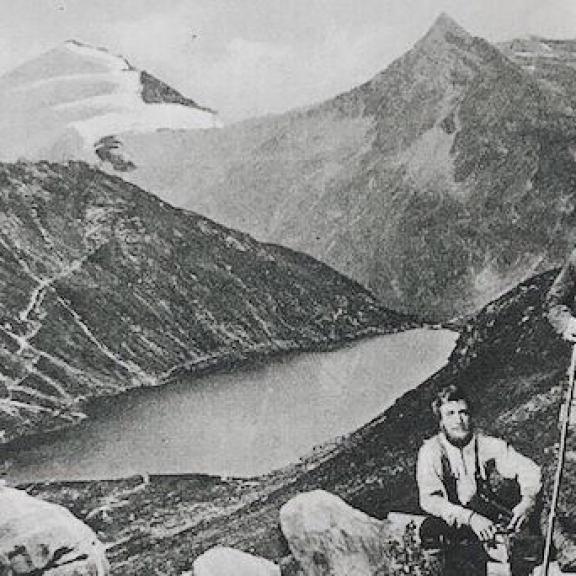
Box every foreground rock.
[280,489,432,576]
[193,546,280,576]
[0,487,109,575]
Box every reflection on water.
[8,328,457,483]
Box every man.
[417,384,543,575]
[546,249,576,341]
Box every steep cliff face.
[0,160,413,444]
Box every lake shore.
[6,326,457,483]
[2,321,421,464]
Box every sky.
[1,0,576,122]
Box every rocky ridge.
[499,37,576,112]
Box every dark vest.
[438,435,513,525]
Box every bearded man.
[416,384,544,575]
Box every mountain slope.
[0,160,413,444]
[114,15,576,321]
[0,40,220,164]
[500,37,576,113]
[28,267,576,574]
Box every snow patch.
[72,103,220,147]
[0,40,221,160]
[513,51,557,59]
[63,40,132,73]
[42,54,222,146]
[472,255,546,310]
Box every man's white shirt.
[416,432,542,527]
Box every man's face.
[439,399,472,445]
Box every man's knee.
[419,516,489,575]
[419,516,477,548]
[419,516,452,549]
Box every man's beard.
[442,425,473,447]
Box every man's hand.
[562,317,576,342]
[469,512,497,542]
[507,498,535,532]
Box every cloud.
[0,38,15,74]
[191,38,297,119]
[104,11,196,69]
[96,3,407,122]
[182,21,405,121]
[4,0,574,122]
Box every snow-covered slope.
[0,40,220,164]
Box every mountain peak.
[420,12,472,46]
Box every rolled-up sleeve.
[546,251,576,336]
[417,441,472,527]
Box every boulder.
[193,546,280,576]
[0,487,109,575]
[280,489,433,576]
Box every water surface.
[8,328,457,483]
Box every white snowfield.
[0,40,221,161]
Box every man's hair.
[431,384,471,421]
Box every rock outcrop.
[193,546,280,576]
[0,487,109,574]
[279,489,432,576]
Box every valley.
[0,160,414,446]
[1,8,576,576]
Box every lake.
[7,328,458,483]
